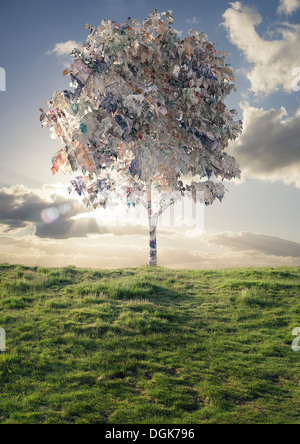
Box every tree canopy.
[41,9,242,209]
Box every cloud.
[186,17,201,26]
[1,230,299,269]
[278,0,300,15]
[208,231,300,259]
[47,41,80,56]
[0,185,163,240]
[35,218,149,240]
[0,185,299,269]
[223,2,300,95]
[228,104,300,187]
[0,236,148,269]
[0,185,82,236]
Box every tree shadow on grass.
[64,280,195,340]
[99,280,194,307]
[132,282,193,305]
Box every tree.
[40,10,242,267]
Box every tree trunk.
[149,224,158,267]
[147,181,158,267]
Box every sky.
[0,0,300,269]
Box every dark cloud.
[1,220,30,232]
[35,218,148,239]
[209,231,300,258]
[0,186,80,224]
[229,106,300,187]
[0,185,149,240]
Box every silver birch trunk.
[147,181,158,267]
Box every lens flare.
[40,207,60,224]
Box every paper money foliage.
[40,10,242,212]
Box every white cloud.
[223,2,300,95]
[47,40,80,56]
[228,104,300,187]
[278,0,300,15]
[186,17,201,26]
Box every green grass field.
[0,264,299,424]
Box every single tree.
[40,10,242,266]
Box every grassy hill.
[0,264,299,424]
